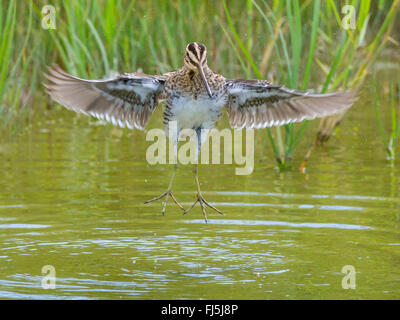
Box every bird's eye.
[186,55,197,66]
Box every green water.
[1,78,400,299]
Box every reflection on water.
[0,81,400,299]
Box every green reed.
[222,0,399,169]
[31,0,235,76]
[0,1,43,135]
[373,76,400,160]
[0,0,248,135]
[0,0,217,134]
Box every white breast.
[170,93,226,130]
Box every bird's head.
[184,42,212,97]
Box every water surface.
[0,77,399,300]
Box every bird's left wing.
[44,66,167,130]
[225,79,356,129]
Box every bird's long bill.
[197,64,213,98]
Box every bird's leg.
[144,164,184,215]
[184,163,223,222]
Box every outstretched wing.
[225,79,356,129]
[44,66,167,130]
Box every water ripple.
[0,224,51,229]
[183,202,364,211]
[185,219,372,230]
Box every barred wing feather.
[44,66,166,130]
[225,79,356,129]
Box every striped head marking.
[184,42,207,71]
[184,42,212,98]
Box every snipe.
[45,42,356,222]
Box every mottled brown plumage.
[44,42,357,222]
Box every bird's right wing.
[44,66,167,130]
[225,79,357,129]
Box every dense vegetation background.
[0,0,399,164]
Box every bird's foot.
[183,193,223,223]
[144,190,184,215]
